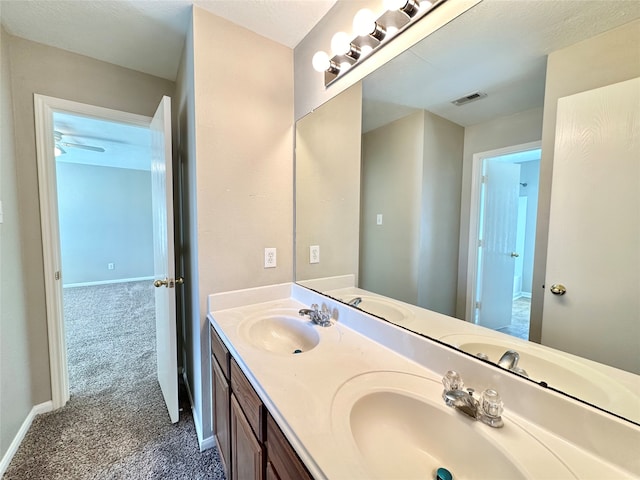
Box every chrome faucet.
[442,371,504,428]
[498,350,529,377]
[347,297,362,307]
[298,304,332,327]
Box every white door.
[151,96,179,423]
[477,160,521,330]
[542,78,640,374]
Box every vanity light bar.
[312,0,447,87]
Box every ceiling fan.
[54,130,105,156]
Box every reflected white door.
[151,96,179,423]
[543,78,640,374]
[477,160,521,330]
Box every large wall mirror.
[295,0,640,424]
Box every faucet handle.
[479,389,504,428]
[442,370,464,391]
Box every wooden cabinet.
[211,354,230,473]
[266,413,313,480]
[210,320,312,480]
[231,394,264,480]
[210,326,231,476]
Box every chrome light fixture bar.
[312,0,446,87]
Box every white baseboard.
[181,371,214,452]
[0,401,54,476]
[63,276,153,288]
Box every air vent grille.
[451,91,487,106]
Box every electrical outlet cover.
[310,245,320,264]
[264,247,277,268]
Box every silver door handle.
[154,278,168,288]
[510,252,520,258]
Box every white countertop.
[208,283,640,479]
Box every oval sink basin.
[241,315,320,355]
[331,371,575,479]
[440,334,640,422]
[349,295,413,324]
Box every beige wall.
[361,111,424,304]
[184,6,294,443]
[295,83,362,283]
[0,25,33,461]
[418,111,464,315]
[2,33,174,450]
[531,19,640,344]
[360,110,463,312]
[293,0,481,120]
[456,107,543,320]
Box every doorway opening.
[53,110,155,398]
[34,95,178,422]
[467,142,541,340]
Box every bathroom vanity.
[208,283,639,479]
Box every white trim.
[0,401,54,476]
[63,276,154,288]
[34,94,152,410]
[182,371,214,452]
[465,140,542,323]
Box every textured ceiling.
[0,0,337,81]
[362,0,640,131]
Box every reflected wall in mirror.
[295,0,640,424]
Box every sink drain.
[435,467,453,480]
[293,349,303,354]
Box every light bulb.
[331,32,352,56]
[312,51,330,72]
[421,0,434,10]
[386,25,399,36]
[353,9,376,36]
[360,45,373,57]
[339,61,352,74]
[384,0,407,10]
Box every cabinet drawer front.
[267,414,313,480]
[231,358,265,443]
[210,323,230,379]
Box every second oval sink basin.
[350,295,413,324]
[241,315,320,355]
[331,371,575,479]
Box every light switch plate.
[376,214,383,225]
[310,245,320,264]
[264,247,277,268]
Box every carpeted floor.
[4,281,225,480]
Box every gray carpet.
[497,296,531,340]
[4,281,225,480]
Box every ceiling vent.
[451,91,488,106]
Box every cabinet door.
[266,414,312,480]
[266,461,280,480]
[231,394,263,480]
[212,354,230,475]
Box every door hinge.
[478,239,483,248]
[475,301,482,310]
[481,175,488,184]
[55,271,61,281]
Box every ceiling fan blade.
[60,142,105,153]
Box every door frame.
[34,94,152,409]
[465,140,541,324]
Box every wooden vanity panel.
[231,394,264,480]
[266,413,313,480]
[230,358,266,443]
[210,325,230,379]
[212,354,231,476]
[266,461,280,480]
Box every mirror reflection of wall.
[295,1,640,425]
